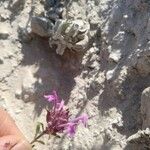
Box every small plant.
[31,90,88,146]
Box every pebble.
[106,68,116,80]
[0,13,10,21]
[31,16,54,37]
[15,89,22,99]
[109,50,121,62]
[0,24,10,39]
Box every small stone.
[106,68,116,80]
[0,98,7,109]
[109,50,121,62]
[15,89,22,99]
[90,61,99,69]
[0,13,10,21]
[23,94,30,102]
[127,128,150,145]
[123,14,128,19]
[46,10,60,21]
[0,23,10,39]
[15,109,21,114]
[107,45,112,52]
[136,51,150,76]
[44,0,56,9]
[141,87,150,129]
[31,16,54,37]
[18,26,33,42]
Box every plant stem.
[30,130,46,144]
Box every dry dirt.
[0,0,150,150]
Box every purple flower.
[44,90,59,103]
[71,114,88,127]
[44,91,88,137]
[46,102,69,134]
[65,114,88,137]
[65,122,76,137]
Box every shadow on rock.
[20,36,83,116]
[97,0,150,144]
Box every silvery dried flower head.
[49,19,90,55]
[44,90,88,137]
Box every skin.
[0,108,32,150]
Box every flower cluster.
[44,90,88,137]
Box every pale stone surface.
[0,23,11,39]
[141,87,150,129]
[0,0,149,150]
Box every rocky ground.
[0,0,150,149]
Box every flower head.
[44,91,88,137]
[46,100,69,134]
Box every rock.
[0,96,7,109]
[15,89,22,99]
[15,109,22,114]
[127,128,150,149]
[0,12,10,21]
[34,4,45,16]
[0,23,10,39]
[44,0,64,11]
[106,68,116,80]
[88,10,100,29]
[44,0,64,20]
[136,51,150,76]
[22,69,37,102]
[31,16,54,37]
[0,56,4,64]
[109,50,121,63]
[44,0,56,9]
[46,10,60,21]
[18,26,33,42]
[141,87,150,129]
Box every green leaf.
[40,122,44,131]
[36,140,45,145]
[34,122,44,138]
[35,124,40,138]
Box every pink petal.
[71,114,88,127]
[44,90,60,103]
[52,90,59,102]
[44,95,55,102]
[65,123,76,137]
[57,100,64,110]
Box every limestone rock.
[109,50,121,63]
[136,51,150,76]
[127,128,150,149]
[31,16,54,37]
[141,87,150,129]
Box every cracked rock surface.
[0,0,150,149]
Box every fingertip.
[11,140,32,150]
